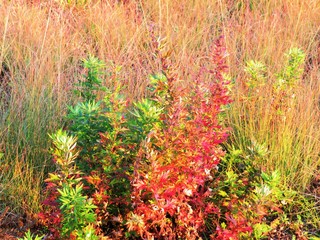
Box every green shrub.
[58,183,97,238]
[18,230,44,240]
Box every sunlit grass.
[0,0,319,222]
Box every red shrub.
[128,37,232,239]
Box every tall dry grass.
[0,0,319,215]
[220,0,320,190]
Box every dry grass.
[221,0,320,190]
[0,0,319,215]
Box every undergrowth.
[0,0,320,239]
[35,38,320,239]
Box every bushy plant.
[40,36,237,239]
[209,146,316,239]
[40,56,146,238]
[67,100,111,157]
[40,39,318,240]
[74,56,107,102]
[126,36,235,239]
[275,48,306,90]
[18,230,44,240]
[58,183,97,238]
[39,129,99,239]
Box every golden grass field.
[0,0,319,237]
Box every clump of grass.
[0,2,78,215]
[226,47,320,191]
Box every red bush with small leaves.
[127,37,234,239]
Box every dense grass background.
[0,0,319,222]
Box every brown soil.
[0,207,35,240]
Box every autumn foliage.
[38,37,257,239]
[127,36,232,239]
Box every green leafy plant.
[58,183,97,238]
[41,57,143,238]
[275,48,306,90]
[253,223,272,239]
[75,55,107,102]
[244,60,267,89]
[67,100,111,157]
[18,230,44,240]
[209,142,319,239]
[39,129,98,239]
